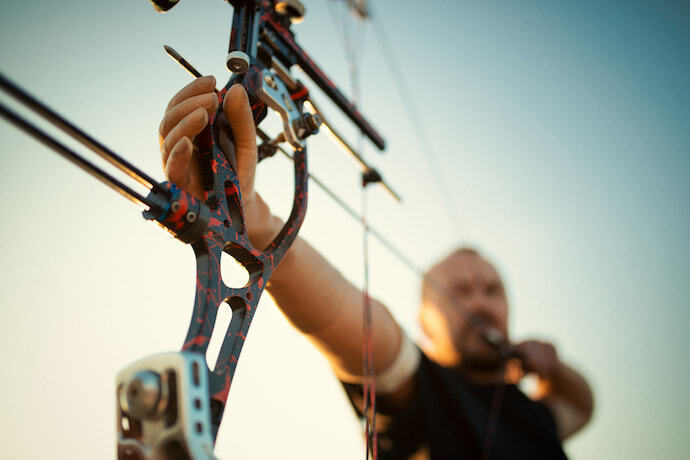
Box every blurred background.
[0,1,688,458]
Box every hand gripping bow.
[115,69,309,458]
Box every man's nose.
[469,290,502,318]
[465,292,488,314]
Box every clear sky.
[0,1,688,459]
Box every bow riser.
[117,66,309,454]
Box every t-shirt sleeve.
[336,330,421,395]
[339,337,430,458]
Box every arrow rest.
[142,182,211,244]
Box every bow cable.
[367,2,465,235]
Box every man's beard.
[457,329,506,372]
[460,351,505,372]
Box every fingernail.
[171,136,192,158]
[229,83,245,94]
[191,107,207,123]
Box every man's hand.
[512,339,559,380]
[159,75,217,199]
[511,339,594,440]
[158,76,276,248]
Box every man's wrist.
[248,214,283,251]
[244,192,278,250]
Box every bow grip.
[210,69,267,175]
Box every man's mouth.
[482,326,507,348]
[461,314,511,359]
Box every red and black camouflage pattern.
[174,68,307,440]
[196,70,305,439]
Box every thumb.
[223,83,257,199]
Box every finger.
[162,107,208,165]
[165,75,216,112]
[511,341,528,356]
[165,136,194,185]
[159,92,218,141]
[223,84,257,193]
[512,342,536,368]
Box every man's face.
[424,251,509,369]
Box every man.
[159,77,594,458]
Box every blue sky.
[0,1,688,458]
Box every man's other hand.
[513,340,559,380]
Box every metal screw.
[171,201,181,212]
[282,93,293,110]
[120,370,162,420]
[293,112,322,139]
[186,211,197,223]
[264,74,277,90]
[305,113,322,132]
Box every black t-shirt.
[342,352,568,459]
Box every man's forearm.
[258,215,402,378]
[542,361,594,439]
[551,362,594,412]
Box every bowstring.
[361,179,377,460]
[351,12,378,460]
[329,1,378,457]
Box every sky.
[0,1,688,459]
